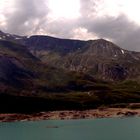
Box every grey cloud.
[45,19,79,38]
[1,0,140,51]
[80,0,103,18]
[79,0,140,51]
[80,14,140,51]
[2,0,79,38]
[4,0,49,35]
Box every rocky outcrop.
[0,108,140,122]
[104,64,128,81]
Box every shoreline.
[0,108,140,122]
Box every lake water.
[0,117,140,140]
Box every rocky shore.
[0,108,140,122]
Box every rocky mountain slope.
[0,30,140,112]
[0,38,104,96]
[0,30,140,81]
[1,30,140,81]
[0,40,36,90]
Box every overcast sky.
[0,0,140,51]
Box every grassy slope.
[1,79,140,113]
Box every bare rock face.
[104,65,128,81]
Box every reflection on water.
[0,117,140,140]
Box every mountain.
[0,30,140,81]
[0,37,103,95]
[0,30,140,112]
[0,40,37,90]
[11,35,140,81]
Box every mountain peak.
[0,30,140,82]
[94,38,117,46]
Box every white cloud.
[48,0,80,19]
[71,27,97,40]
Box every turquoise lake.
[0,117,140,140]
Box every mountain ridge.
[0,30,140,112]
[0,30,140,81]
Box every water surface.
[0,117,140,140]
